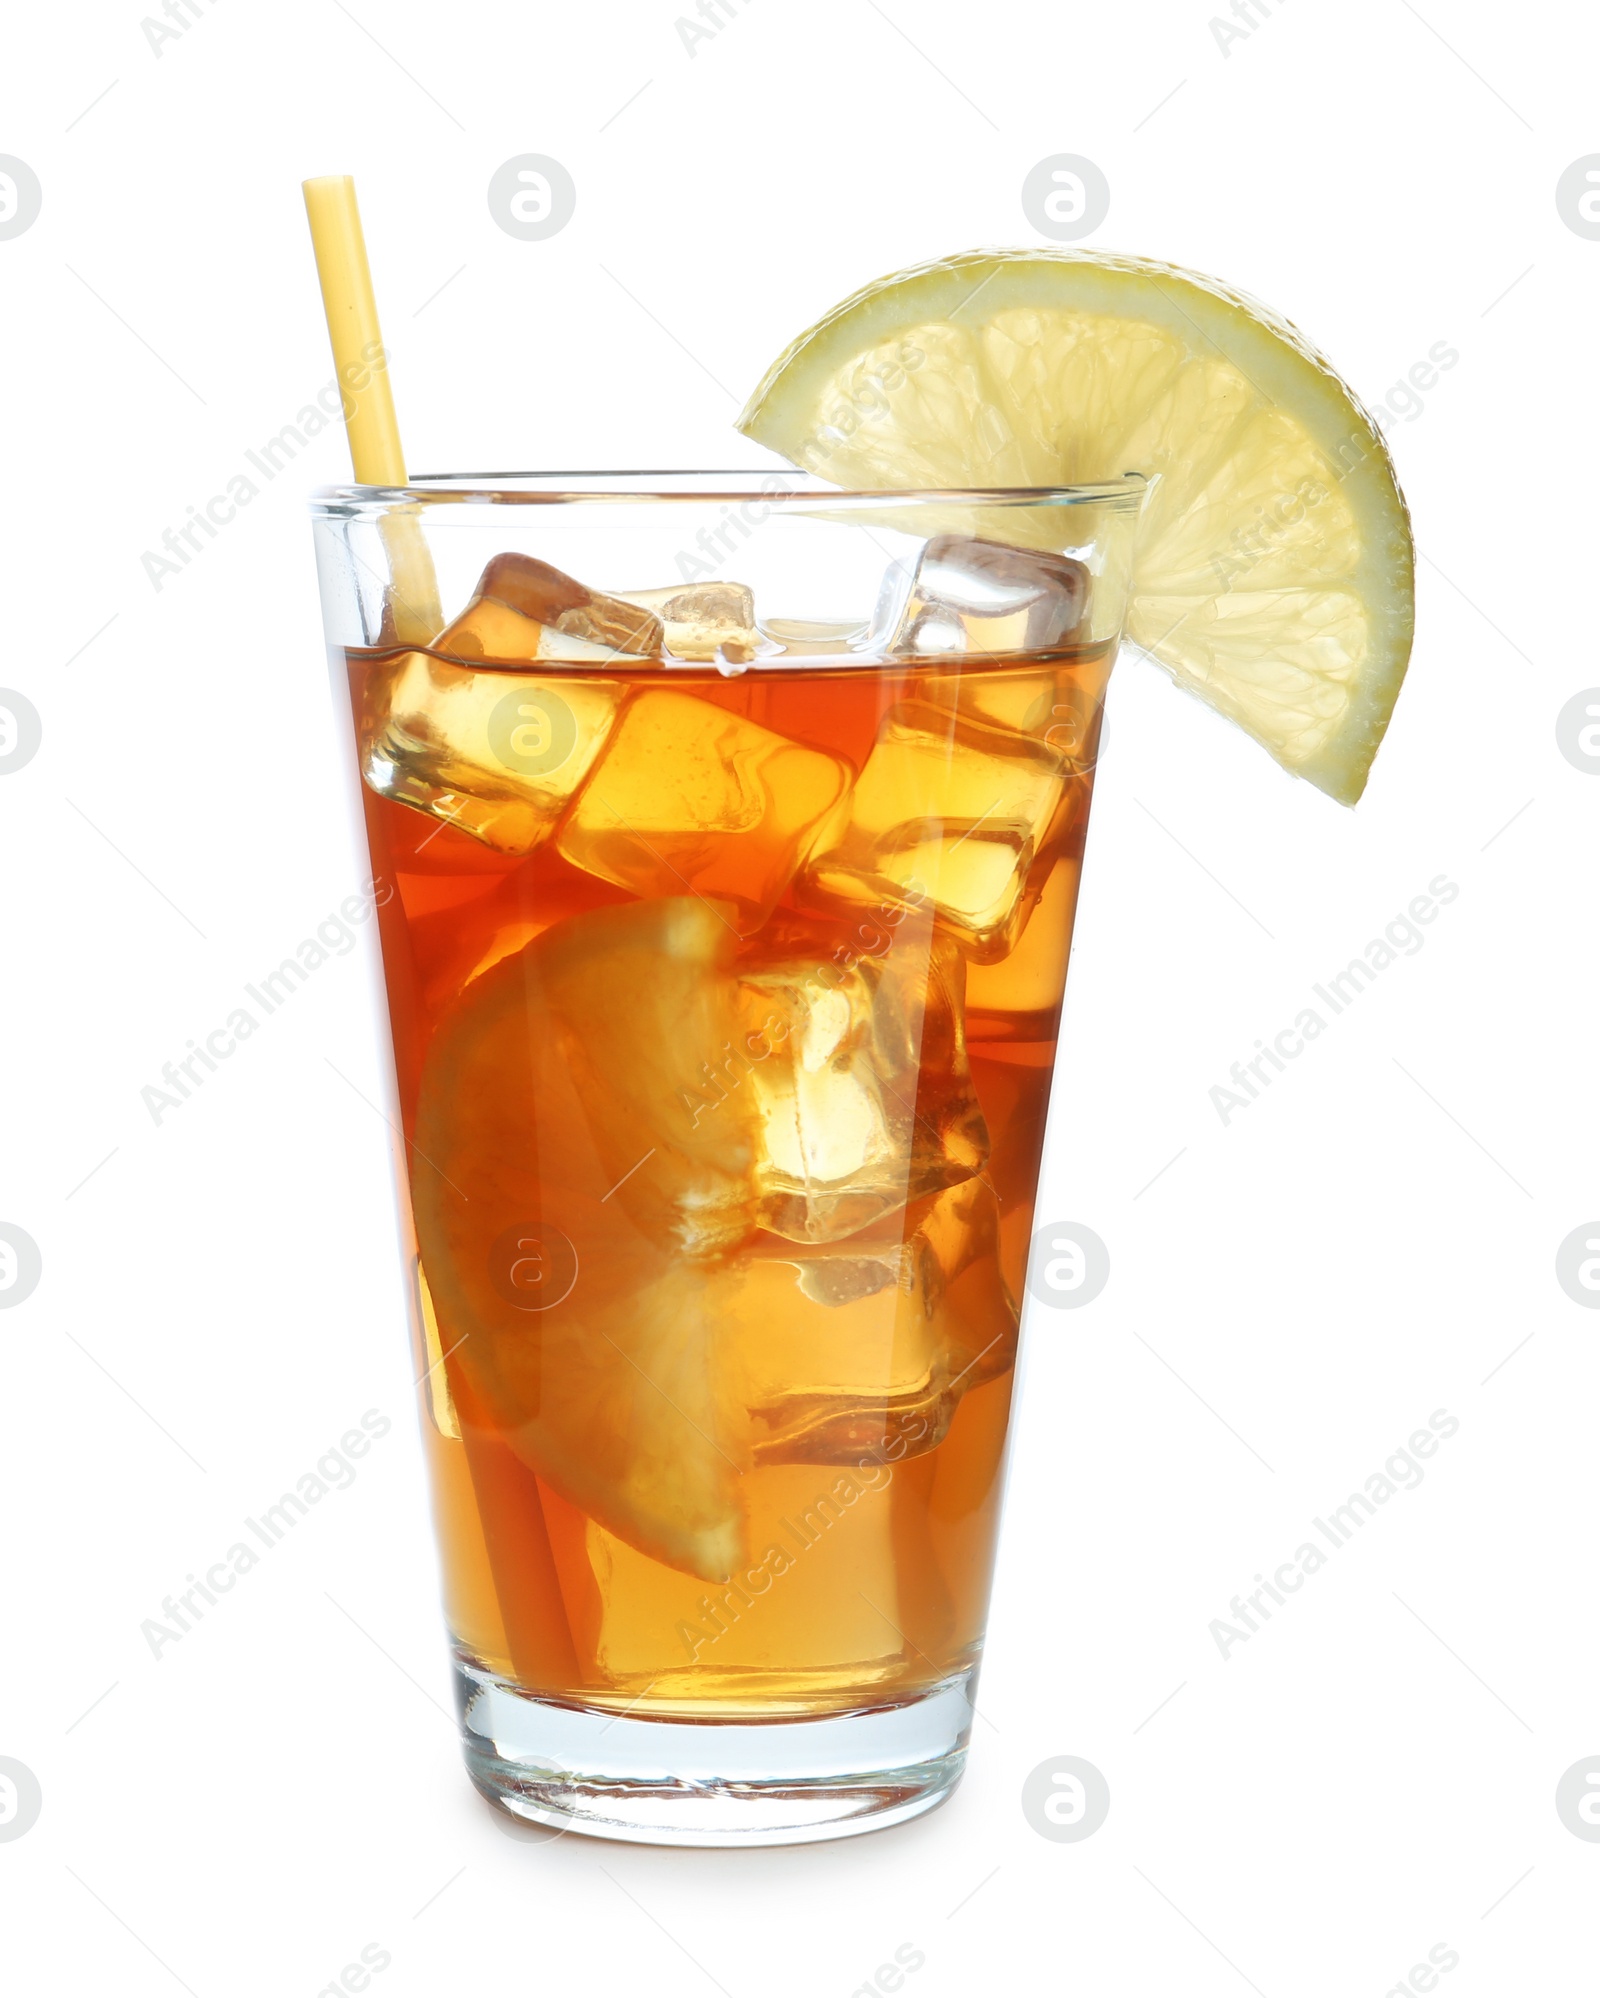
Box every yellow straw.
[303,175,441,642]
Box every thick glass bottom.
[455,1656,975,1847]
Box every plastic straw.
[303,175,442,642]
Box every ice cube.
[964,853,1083,1036]
[614,582,760,662]
[436,552,662,661]
[360,651,624,854]
[760,616,869,659]
[735,915,989,1243]
[556,689,853,931]
[874,535,1090,658]
[736,1179,1019,1467]
[736,1228,945,1408]
[917,653,1110,773]
[916,1176,1019,1399]
[804,699,1068,962]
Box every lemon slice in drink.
[739,249,1414,804]
[412,899,753,1583]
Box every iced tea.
[345,555,1111,1718]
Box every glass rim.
[309,469,1149,510]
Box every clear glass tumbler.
[309,471,1145,1844]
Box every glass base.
[455,1657,975,1847]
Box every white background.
[2,1,1595,1992]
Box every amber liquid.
[350,640,1112,1718]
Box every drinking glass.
[309,471,1145,1844]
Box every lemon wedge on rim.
[739,248,1414,803]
